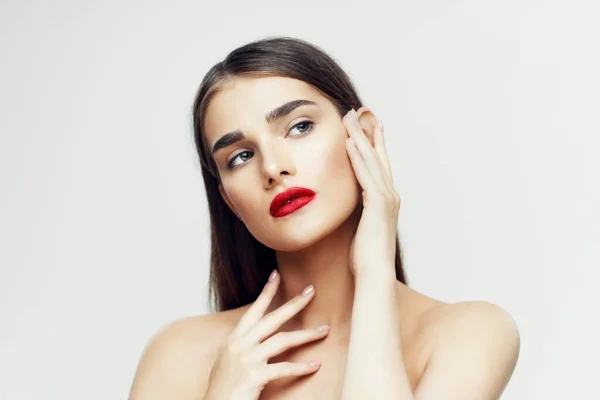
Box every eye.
[226,120,315,169]
[288,120,314,137]
[227,150,253,168]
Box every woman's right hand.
[203,269,329,400]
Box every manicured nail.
[308,361,322,368]
[269,269,278,282]
[378,120,384,132]
[302,284,314,296]
[316,324,330,332]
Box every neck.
[269,206,362,340]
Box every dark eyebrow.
[211,99,317,156]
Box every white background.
[1,0,598,399]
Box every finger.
[344,110,389,193]
[252,326,329,361]
[260,361,322,384]
[232,269,280,337]
[242,285,316,346]
[345,137,380,194]
[373,120,393,186]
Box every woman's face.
[203,75,361,251]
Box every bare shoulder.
[419,298,520,346]
[412,298,521,398]
[128,306,247,400]
[397,283,519,345]
[396,283,520,390]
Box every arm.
[340,269,414,400]
[340,109,520,398]
[341,281,521,400]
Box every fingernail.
[378,120,384,132]
[302,284,314,296]
[316,324,330,332]
[269,269,278,282]
[308,361,321,368]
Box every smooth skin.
[204,271,325,400]
[128,76,520,400]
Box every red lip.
[270,187,316,218]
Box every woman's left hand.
[344,108,401,280]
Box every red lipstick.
[270,187,316,218]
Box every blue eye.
[288,120,314,137]
[227,150,252,168]
[226,120,314,169]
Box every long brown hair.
[192,36,407,313]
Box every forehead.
[203,76,327,144]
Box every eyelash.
[226,120,315,169]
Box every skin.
[128,76,520,399]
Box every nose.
[261,142,297,188]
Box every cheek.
[221,178,258,221]
[306,131,361,223]
[230,191,256,219]
[316,131,357,188]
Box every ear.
[218,183,241,220]
[355,107,379,147]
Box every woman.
[129,36,520,400]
